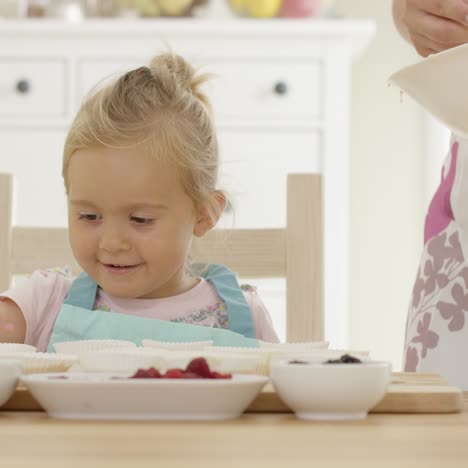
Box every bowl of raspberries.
[21,357,269,421]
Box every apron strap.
[63,271,98,310]
[197,263,257,339]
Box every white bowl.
[270,358,391,420]
[0,360,22,407]
[21,372,269,420]
[389,43,468,138]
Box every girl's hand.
[0,298,26,343]
[394,0,468,56]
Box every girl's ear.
[193,191,226,238]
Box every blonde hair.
[63,52,222,222]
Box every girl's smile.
[100,262,143,275]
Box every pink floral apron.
[404,137,468,389]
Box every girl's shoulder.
[239,283,263,312]
[0,266,75,350]
[32,265,74,281]
[2,266,75,299]
[240,283,257,293]
[239,283,280,343]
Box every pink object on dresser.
[279,0,320,17]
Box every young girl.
[0,53,279,352]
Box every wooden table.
[1,394,468,468]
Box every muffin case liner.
[141,339,214,351]
[0,343,37,354]
[53,339,137,356]
[0,352,78,374]
[79,348,167,373]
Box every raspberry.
[164,368,185,379]
[211,371,232,379]
[131,369,151,378]
[185,357,212,378]
[146,367,161,378]
[181,371,200,379]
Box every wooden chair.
[0,173,323,342]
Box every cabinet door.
[0,130,68,227]
[217,129,321,228]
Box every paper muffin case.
[53,339,137,356]
[141,339,214,351]
[202,352,263,375]
[79,349,167,373]
[208,347,271,375]
[209,346,271,354]
[257,340,330,350]
[0,352,79,374]
[0,343,37,354]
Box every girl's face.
[67,146,202,299]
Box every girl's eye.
[131,216,155,225]
[78,213,100,222]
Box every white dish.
[0,360,22,407]
[270,358,391,420]
[21,372,269,421]
[389,43,468,138]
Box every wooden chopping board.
[1,372,463,414]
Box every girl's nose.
[98,223,131,253]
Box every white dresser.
[0,18,374,346]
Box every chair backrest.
[0,173,323,342]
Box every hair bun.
[149,53,212,110]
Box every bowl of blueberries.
[269,354,392,420]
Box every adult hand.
[393,0,468,56]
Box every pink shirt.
[1,268,279,352]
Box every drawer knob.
[16,79,30,94]
[273,81,288,96]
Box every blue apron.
[47,263,258,351]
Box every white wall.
[333,0,428,369]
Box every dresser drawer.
[77,58,322,122]
[0,59,67,119]
[207,61,323,122]
[77,59,141,105]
